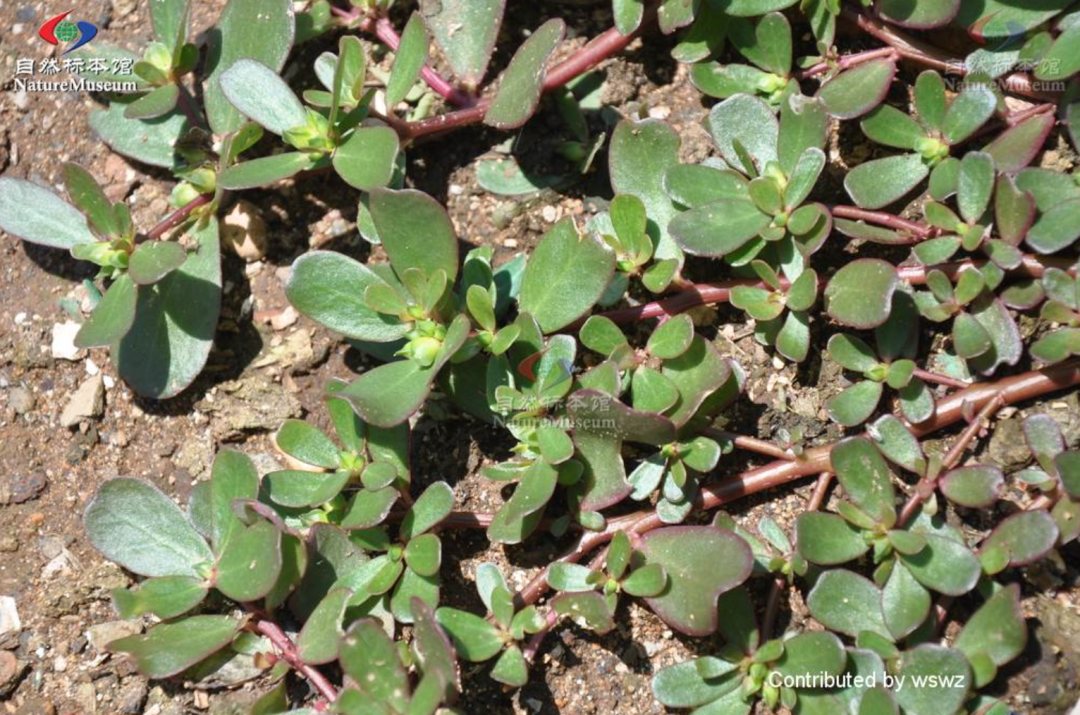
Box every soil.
[0,1,1078,714]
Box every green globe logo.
[54,20,79,43]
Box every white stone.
[51,321,83,361]
[0,597,19,638]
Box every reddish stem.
[594,254,1076,326]
[372,17,475,108]
[840,6,1058,101]
[829,205,934,239]
[513,359,1080,608]
[912,367,970,390]
[254,617,339,705]
[176,83,206,130]
[142,193,212,241]
[702,428,797,462]
[799,47,898,79]
[897,392,1006,526]
[399,3,656,140]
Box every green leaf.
[730,12,791,75]
[899,533,980,596]
[519,217,615,333]
[128,242,188,285]
[669,198,770,257]
[287,251,407,343]
[75,275,138,348]
[386,13,428,107]
[708,94,778,174]
[631,367,679,414]
[831,436,897,523]
[124,84,181,120]
[877,0,959,28]
[795,512,869,565]
[208,449,258,552]
[204,0,294,135]
[475,157,568,196]
[221,59,305,135]
[150,0,189,52]
[609,119,682,262]
[298,587,351,664]
[647,314,694,359]
[1056,451,1080,499]
[662,336,731,427]
[773,631,848,678]
[858,688,899,715]
[333,127,400,191]
[537,427,574,465]
[215,519,283,602]
[402,482,455,540]
[784,148,826,210]
[955,584,1026,669]
[638,525,753,636]
[86,478,212,578]
[490,644,529,687]
[552,591,615,633]
[845,153,929,209]
[652,658,742,709]
[827,333,879,372]
[613,0,646,35]
[264,470,350,508]
[218,152,316,190]
[340,487,398,530]
[404,533,442,577]
[982,510,1059,566]
[985,113,1054,172]
[484,19,565,129]
[1026,198,1080,254]
[957,152,995,225]
[671,1,727,62]
[817,58,896,119]
[580,316,628,356]
[965,295,1023,375]
[868,414,926,474]
[882,561,931,640]
[940,465,1003,508]
[0,177,96,249]
[435,608,503,661]
[622,563,667,597]
[371,189,460,283]
[339,620,408,711]
[112,575,208,620]
[109,615,242,678]
[547,562,597,592]
[62,163,118,237]
[894,645,971,715]
[114,216,220,398]
[942,84,997,145]
[276,420,339,469]
[571,402,673,511]
[89,100,190,169]
[824,258,899,328]
[421,0,504,85]
[777,94,829,175]
[860,105,925,150]
[995,174,1036,246]
[914,70,947,132]
[826,380,883,427]
[1034,22,1080,80]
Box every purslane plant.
[3,0,1075,711]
